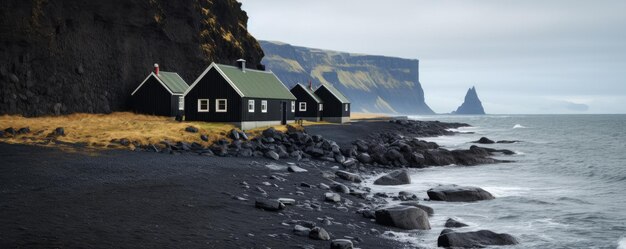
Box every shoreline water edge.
[2,118,525,248]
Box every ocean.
[364,115,626,248]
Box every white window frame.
[178,96,184,110]
[319,103,323,111]
[299,102,307,111]
[248,100,255,113]
[198,99,209,112]
[291,101,295,112]
[261,100,268,113]
[216,99,227,112]
[345,104,349,111]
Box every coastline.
[0,119,515,248]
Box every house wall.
[184,68,242,122]
[291,86,320,119]
[132,76,175,116]
[241,98,295,122]
[315,87,350,118]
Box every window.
[198,99,209,112]
[319,103,323,111]
[248,100,255,112]
[345,104,349,111]
[178,96,184,110]
[299,102,307,111]
[216,99,227,112]
[261,100,268,113]
[291,101,295,112]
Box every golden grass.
[350,112,391,120]
[0,112,236,150]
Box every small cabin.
[131,64,189,117]
[183,60,297,130]
[314,83,351,123]
[290,83,323,122]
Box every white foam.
[481,186,532,197]
[618,237,626,249]
[513,124,527,129]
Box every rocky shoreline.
[1,119,519,248]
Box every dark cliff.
[0,0,263,116]
[453,87,486,115]
[260,41,434,115]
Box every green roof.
[157,72,189,94]
[217,64,296,100]
[295,83,323,103]
[318,83,350,104]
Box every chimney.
[154,63,159,75]
[308,79,312,90]
[236,59,246,72]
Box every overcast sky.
[239,0,626,114]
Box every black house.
[131,64,189,116]
[314,83,351,123]
[290,83,323,122]
[183,60,297,130]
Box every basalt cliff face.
[260,41,435,115]
[0,0,263,116]
[453,87,486,115]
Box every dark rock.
[229,129,240,140]
[262,127,277,138]
[445,218,469,228]
[239,131,249,140]
[427,184,495,202]
[293,225,311,237]
[17,127,30,134]
[185,126,198,133]
[496,140,519,144]
[288,165,308,173]
[255,199,285,211]
[265,150,280,160]
[200,134,209,142]
[330,239,354,249]
[334,154,346,164]
[335,170,362,183]
[473,137,495,144]
[360,209,376,219]
[53,127,65,136]
[375,206,431,230]
[373,170,411,185]
[4,127,16,136]
[311,135,323,143]
[399,202,434,216]
[305,146,325,157]
[119,138,130,146]
[9,73,19,83]
[278,198,296,205]
[331,183,350,194]
[308,227,330,241]
[0,130,4,137]
[342,158,357,167]
[437,229,518,247]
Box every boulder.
[437,229,518,247]
[53,127,65,136]
[293,225,311,237]
[278,198,296,205]
[255,199,285,211]
[375,206,431,230]
[4,127,16,136]
[356,153,372,163]
[308,227,330,241]
[288,165,308,173]
[17,127,30,134]
[229,129,240,140]
[330,239,354,249]
[373,170,411,185]
[262,127,277,138]
[427,184,495,202]
[335,170,362,183]
[473,137,495,144]
[239,131,249,140]
[342,158,357,167]
[445,218,469,228]
[185,126,198,133]
[324,192,341,203]
[399,201,434,216]
[265,150,280,160]
[305,146,325,157]
[331,183,350,194]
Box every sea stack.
[453,86,486,115]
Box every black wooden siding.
[315,87,350,117]
[184,68,242,122]
[132,76,178,116]
[291,86,320,118]
[184,67,295,122]
[241,98,295,121]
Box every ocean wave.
[513,124,527,129]
[618,236,626,249]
